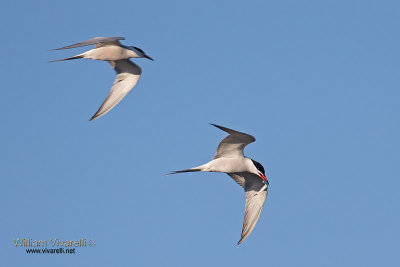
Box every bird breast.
[83,46,136,61]
[206,157,252,173]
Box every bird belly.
[207,158,249,173]
[83,47,134,61]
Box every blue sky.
[1,0,399,266]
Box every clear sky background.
[1,0,399,266]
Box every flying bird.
[50,37,153,121]
[169,124,269,244]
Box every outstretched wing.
[211,124,256,159]
[89,59,141,121]
[228,172,268,244]
[52,37,125,50]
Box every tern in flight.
[169,124,269,244]
[50,37,153,121]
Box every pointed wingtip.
[209,123,221,128]
[209,123,227,132]
[89,112,101,121]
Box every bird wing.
[228,173,268,244]
[52,37,125,50]
[89,59,141,121]
[227,173,246,188]
[211,124,256,159]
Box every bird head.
[251,159,268,184]
[129,46,154,60]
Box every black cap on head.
[132,46,144,54]
[251,159,265,175]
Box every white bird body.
[50,37,153,121]
[169,124,269,244]
[190,157,258,174]
[78,45,138,61]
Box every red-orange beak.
[258,173,269,185]
[143,54,154,61]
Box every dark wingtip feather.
[210,123,232,133]
[210,123,223,130]
[237,235,246,245]
[89,110,102,121]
